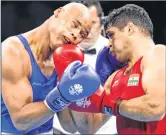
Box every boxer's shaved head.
[63,2,91,20]
[48,2,92,50]
[62,2,92,29]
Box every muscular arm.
[119,45,166,121]
[2,40,55,133]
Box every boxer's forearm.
[69,110,90,134]
[119,94,164,121]
[57,108,77,133]
[63,110,110,134]
[13,101,54,133]
[87,113,110,134]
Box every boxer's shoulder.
[154,44,166,54]
[141,44,165,72]
[2,36,28,58]
[155,44,166,47]
[148,45,165,60]
[2,36,31,80]
[2,36,25,48]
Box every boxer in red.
[69,4,166,134]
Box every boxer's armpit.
[104,71,118,94]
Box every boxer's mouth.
[63,36,71,44]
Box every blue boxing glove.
[44,61,101,112]
[95,46,126,85]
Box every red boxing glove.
[69,86,123,116]
[53,44,84,80]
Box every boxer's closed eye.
[106,32,114,39]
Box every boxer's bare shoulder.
[2,36,33,127]
[153,44,165,55]
[149,44,165,57]
[142,44,165,69]
[2,36,31,80]
[141,44,165,67]
[2,36,26,51]
[2,36,32,97]
[156,44,166,47]
[152,45,166,60]
[141,44,165,102]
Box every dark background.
[1,1,166,45]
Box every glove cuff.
[44,87,71,112]
[113,97,122,116]
[102,94,122,116]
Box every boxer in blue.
[1,2,101,135]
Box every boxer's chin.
[118,57,127,63]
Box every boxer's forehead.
[64,9,92,33]
[67,9,91,25]
[63,4,92,26]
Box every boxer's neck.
[129,36,155,66]
[23,22,55,76]
[23,20,53,62]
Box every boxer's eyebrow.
[74,19,82,26]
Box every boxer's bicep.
[142,46,166,117]
[2,45,33,123]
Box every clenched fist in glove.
[45,61,101,112]
[69,83,123,116]
[44,45,101,112]
[95,46,125,85]
[53,45,84,80]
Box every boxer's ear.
[54,7,64,17]
[126,21,135,36]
